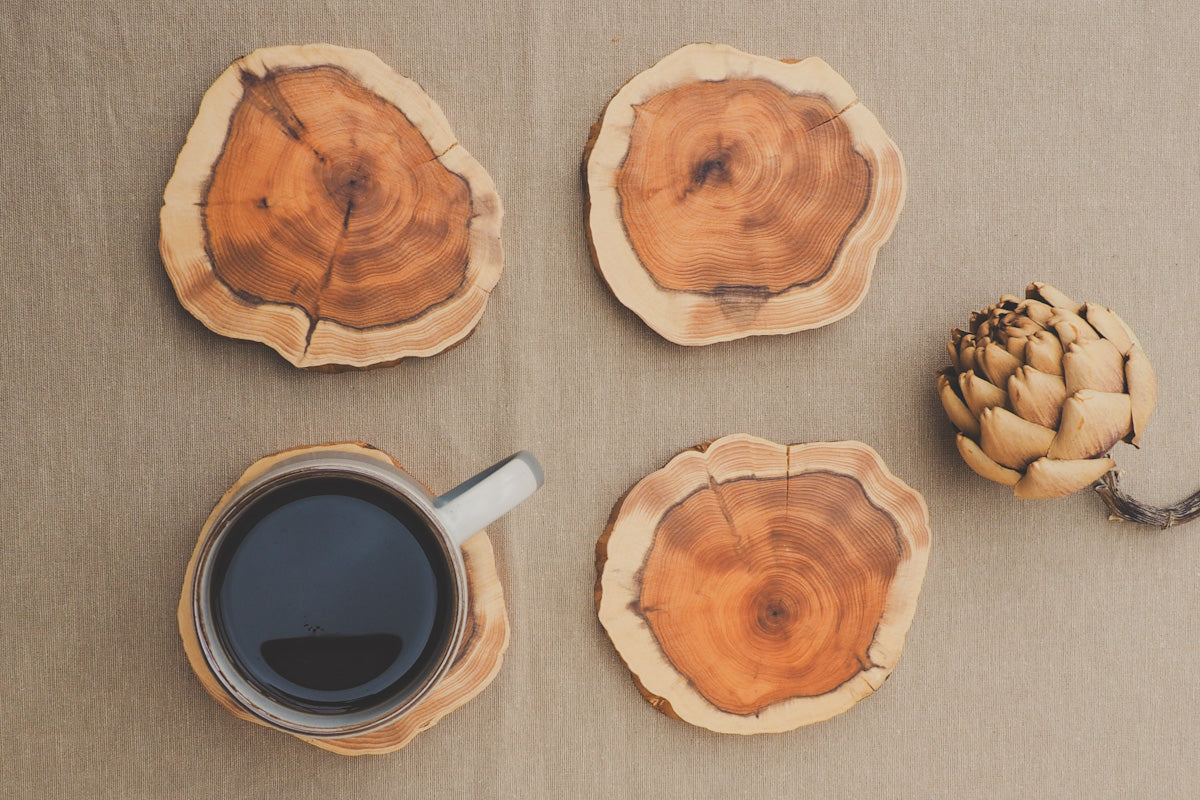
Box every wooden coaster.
[178,443,510,755]
[160,44,504,370]
[585,44,906,346]
[595,434,930,734]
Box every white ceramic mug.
[186,448,542,737]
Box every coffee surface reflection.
[210,476,454,713]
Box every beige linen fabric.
[2,1,1198,797]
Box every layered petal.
[946,340,960,371]
[1002,333,1028,360]
[1025,330,1064,376]
[1062,337,1126,395]
[1049,310,1100,346]
[1124,344,1157,446]
[1026,282,1082,313]
[939,371,980,438]
[1007,365,1067,428]
[979,341,1023,387]
[1016,298,1055,327]
[959,370,1008,418]
[971,336,990,375]
[957,433,1021,486]
[979,406,1056,470]
[1006,316,1044,336]
[1047,390,1132,460]
[1013,456,1115,499]
[956,332,977,374]
[1081,303,1134,355]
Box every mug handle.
[431,452,544,546]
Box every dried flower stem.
[1092,471,1200,528]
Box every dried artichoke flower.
[940,282,1197,527]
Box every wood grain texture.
[586,44,906,345]
[178,443,509,755]
[161,44,503,369]
[595,434,930,734]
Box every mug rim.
[190,451,470,738]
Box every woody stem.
[1092,471,1200,528]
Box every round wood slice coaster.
[595,434,930,734]
[178,443,510,755]
[160,44,504,370]
[585,44,906,346]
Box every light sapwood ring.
[586,44,906,345]
[595,434,930,733]
[160,44,503,369]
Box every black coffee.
[209,475,455,714]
